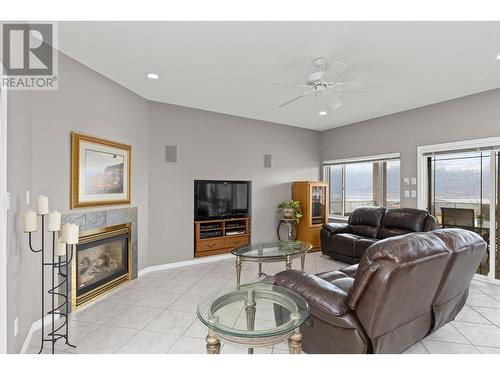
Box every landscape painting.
[71,132,131,208]
[84,149,124,194]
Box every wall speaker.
[264,154,272,168]
[166,145,177,162]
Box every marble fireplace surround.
[61,207,138,312]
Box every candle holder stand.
[27,214,76,354]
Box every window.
[428,152,490,223]
[324,156,400,218]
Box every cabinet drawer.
[224,235,249,248]
[197,238,225,252]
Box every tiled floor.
[26,252,500,354]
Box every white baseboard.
[138,253,233,277]
[20,313,61,354]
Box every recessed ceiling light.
[496,54,500,60]
[318,111,327,116]
[146,73,159,80]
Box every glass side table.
[197,282,309,354]
[231,241,312,288]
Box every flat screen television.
[194,180,251,220]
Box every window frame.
[323,153,401,220]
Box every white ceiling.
[58,22,500,131]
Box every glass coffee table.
[197,282,309,354]
[231,241,312,288]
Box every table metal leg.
[288,328,302,354]
[245,288,256,354]
[258,262,263,278]
[235,256,242,290]
[300,255,305,272]
[285,255,292,270]
[206,331,221,354]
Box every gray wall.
[320,88,500,208]
[148,102,320,265]
[6,53,149,353]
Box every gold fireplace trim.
[71,223,132,311]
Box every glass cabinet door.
[311,185,327,225]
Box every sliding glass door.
[427,150,499,280]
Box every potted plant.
[277,200,303,224]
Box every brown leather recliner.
[321,207,439,264]
[275,228,486,354]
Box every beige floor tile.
[466,293,500,309]
[221,343,273,354]
[476,345,500,354]
[455,305,493,324]
[70,302,129,324]
[473,306,500,325]
[30,320,101,351]
[24,346,66,354]
[168,336,207,354]
[144,310,197,335]
[423,324,469,344]
[452,321,500,347]
[67,326,138,354]
[169,293,211,313]
[402,342,429,354]
[107,306,164,329]
[157,279,197,294]
[184,318,209,339]
[116,331,179,354]
[423,340,480,354]
[103,288,153,305]
[135,290,182,309]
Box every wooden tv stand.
[194,217,250,258]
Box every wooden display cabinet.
[194,217,250,257]
[292,181,329,250]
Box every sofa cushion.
[322,223,350,235]
[316,270,355,294]
[339,264,359,278]
[354,238,378,258]
[330,233,364,256]
[377,208,429,239]
[348,207,386,238]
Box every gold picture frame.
[71,132,131,208]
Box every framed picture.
[71,132,131,208]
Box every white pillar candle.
[36,195,49,215]
[62,223,79,245]
[23,210,37,232]
[47,210,61,232]
[54,236,66,257]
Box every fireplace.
[71,223,131,309]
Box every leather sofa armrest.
[424,214,440,231]
[322,223,351,235]
[275,270,350,316]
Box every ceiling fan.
[271,57,383,114]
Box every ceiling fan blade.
[322,60,348,83]
[270,82,311,88]
[329,81,384,92]
[320,91,342,110]
[277,91,311,108]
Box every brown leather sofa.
[321,207,439,264]
[275,228,486,354]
